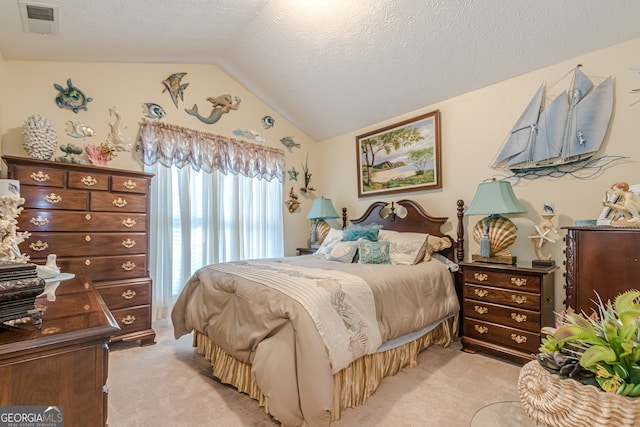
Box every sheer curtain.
[137,121,285,320]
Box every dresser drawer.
[110,305,151,335]
[463,268,541,293]
[463,299,540,332]
[464,284,540,311]
[11,164,66,187]
[18,210,148,232]
[57,254,147,280]
[68,171,110,191]
[90,192,147,213]
[111,176,148,195]
[96,280,151,310]
[463,318,540,354]
[23,232,147,258]
[21,186,88,210]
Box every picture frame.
[356,110,441,197]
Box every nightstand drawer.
[463,300,540,332]
[463,268,541,292]
[463,318,540,354]
[464,284,540,311]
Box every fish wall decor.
[185,94,241,125]
[232,128,265,143]
[262,115,275,129]
[279,136,300,152]
[162,72,189,108]
[65,120,96,138]
[142,102,166,119]
[54,79,93,113]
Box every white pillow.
[326,241,359,263]
[378,230,428,265]
[316,228,344,255]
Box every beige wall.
[0,61,315,255]
[1,38,639,309]
[314,37,640,310]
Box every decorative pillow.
[342,223,382,242]
[423,235,452,262]
[358,239,391,264]
[316,228,344,255]
[326,241,359,263]
[378,230,428,265]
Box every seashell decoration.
[472,215,517,256]
[22,114,58,160]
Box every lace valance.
[136,120,286,182]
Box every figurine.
[603,181,640,224]
[185,94,241,125]
[55,143,85,164]
[528,212,558,261]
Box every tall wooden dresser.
[564,226,640,315]
[3,155,155,346]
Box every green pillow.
[358,239,391,264]
[342,223,382,242]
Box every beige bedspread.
[172,255,460,426]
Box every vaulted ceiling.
[1,0,639,140]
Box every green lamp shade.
[465,180,525,216]
[306,197,339,220]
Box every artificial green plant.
[537,289,640,396]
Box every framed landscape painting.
[356,110,441,197]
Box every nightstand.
[459,261,557,364]
[296,247,316,256]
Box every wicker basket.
[518,360,640,427]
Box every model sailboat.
[492,67,614,172]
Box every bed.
[172,198,465,426]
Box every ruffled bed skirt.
[193,314,458,422]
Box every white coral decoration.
[22,114,58,160]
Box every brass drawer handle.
[123,180,137,190]
[113,197,128,208]
[122,218,136,228]
[30,216,49,226]
[122,239,136,248]
[81,175,97,186]
[85,235,91,241]
[45,193,62,204]
[85,259,91,266]
[122,289,137,300]
[511,295,527,304]
[121,315,136,325]
[29,240,49,251]
[511,334,527,344]
[511,313,527,323]
[85,213,92,220]
[30,171,50,182]
[511,277,527,287]
[474,306,488,315]
[474,325,488,334]
[122,261,136,271]
[473,272,488,282]
[474,289,488,298]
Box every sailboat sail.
[492,67,613,172]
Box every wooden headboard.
[342,199,465,263]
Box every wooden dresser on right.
[564,226,640,314]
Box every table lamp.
[465,179,525,264]
[306,197,339,248]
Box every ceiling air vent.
[19,1,59,35]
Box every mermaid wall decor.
[185,94,241,125]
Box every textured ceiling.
[1,0,639,141]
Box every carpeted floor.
[107,320,524,426]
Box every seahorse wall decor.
[185,94,241,124]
